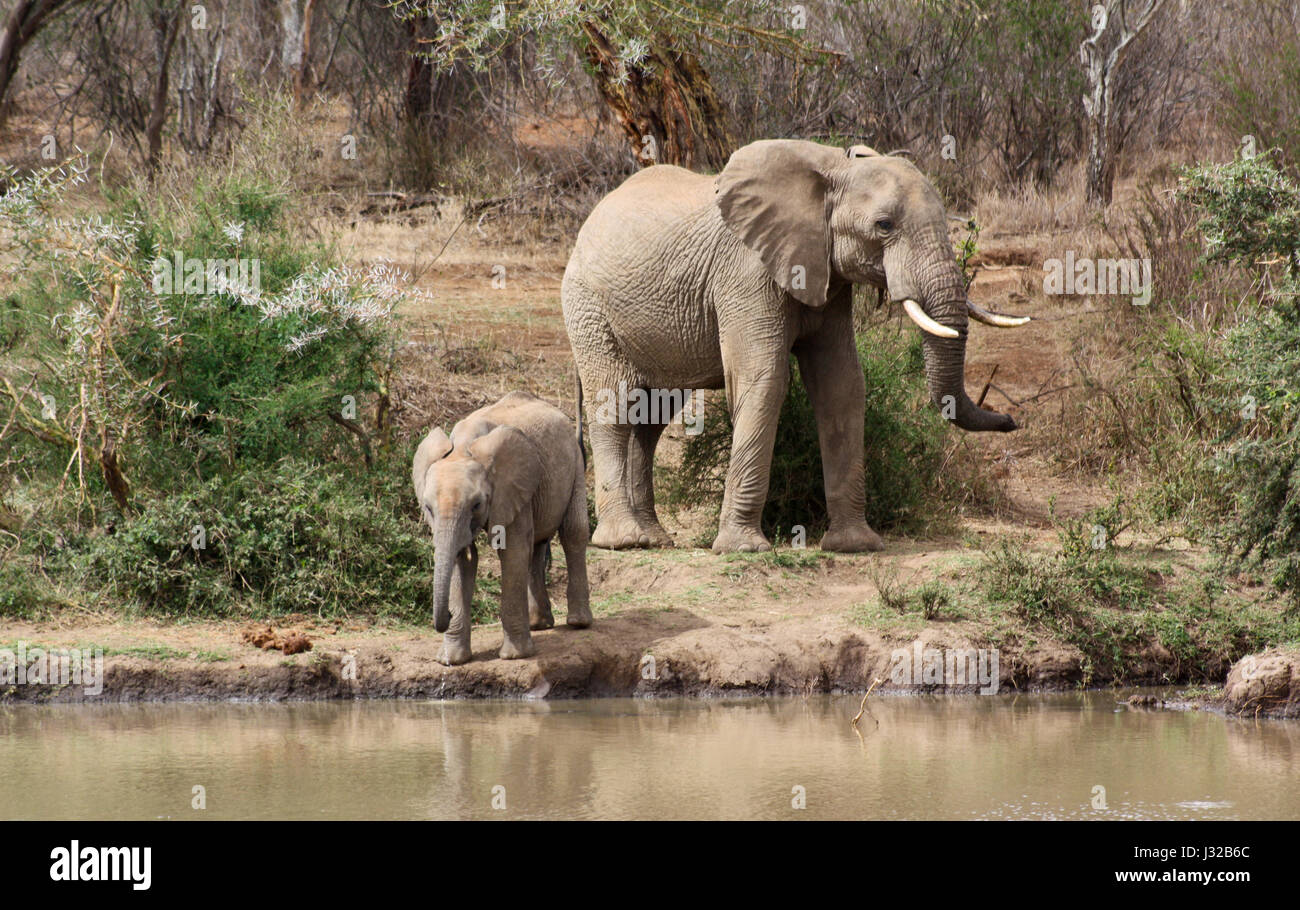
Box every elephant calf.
[412,391,592,665]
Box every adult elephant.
[561,139,1027,554]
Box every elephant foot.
[712,524,771,553]
[498,635,537,661]
[591,514,652,549]
[634,515,675,548]
[821,524,885,553]
[436,639,473,666]
[529,611,555,631]
[566,604,593,629]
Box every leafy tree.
[396,0,838,169]
[1178,154,1300,608]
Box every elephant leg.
[560,476,592,628]
[587,408,651,550]
[440,544,478,666]
[628,418,674,547]
[713,357,790,553]
[794,310,884,553]
[528,540,555,630]
[565,301,644,551]
[497,530,536,660]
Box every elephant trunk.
[431,513,472,633]
[921,334,1017,432]
[910,261,1017,433]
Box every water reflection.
[0,693,1296,820]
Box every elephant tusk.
[902,299,960,339]
[966,299,1031,328]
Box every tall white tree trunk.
[1080,0,1169,206]
[278,0,315,104]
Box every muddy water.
[1,693,1297,820]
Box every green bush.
[977,515,1300,683]
[0,562,61,618]
[1174,155,1300,608]
[1178,153,1300,271]
[80,458,431,619]
[985,514,1155,620]
[1211,298,1300,606]
[1096,156,1300,610]
[0,161,398,497]
[665,326,968,540]
[0,159,432,620]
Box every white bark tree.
[277,0,317,105]
[1080,0,1169,206]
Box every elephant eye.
[875,218,895,233]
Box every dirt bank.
[0,541,1273,706]
[0,612,1092,703]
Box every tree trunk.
[100,440,131,514]
[145,3,182,172]
[0,0,86,131]
[1083,69,1116,206]
[404,16,432,121]
[403,13,478,154]
[1080,0,1169,207]
[296,0,315,103]
[278,0,315,106]
[581,22,734,171]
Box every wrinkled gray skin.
[411,391,591,665]
[562,139,1018,554]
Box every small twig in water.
[851,676,884,728]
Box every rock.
[1222,649,1299,718]
[1127,693,1164,708]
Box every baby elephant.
[411,391,592,665]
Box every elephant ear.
[469,425,540,532]
[715,139,843,307]
[412,427,453,502]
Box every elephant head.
[715,139,1026,432]
[412,424,540,632]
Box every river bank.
[0,611,1077,702]
[3,542,1295,715]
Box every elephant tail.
[575,373,587,470]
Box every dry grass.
[973,162,1092,235]
[950,138,1248,487]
